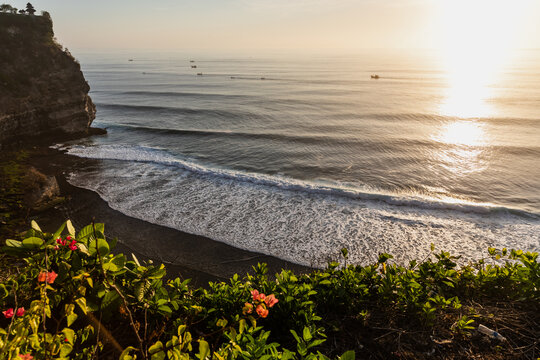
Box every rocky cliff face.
[0,13,96,147]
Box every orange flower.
[19,354,33,360]
[265,294,279,308]
[256,304,269,318]
[38,271,58,284]
[251,289,260,301]
[242,302,253,315]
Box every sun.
[436,0,531,118]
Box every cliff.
[0,13,96,147]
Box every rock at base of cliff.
[23,167,64,212]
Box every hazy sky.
[8,0,540,54]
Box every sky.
[7,0,540,54]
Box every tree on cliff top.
[25,2,35,15]
[0,4,13,13]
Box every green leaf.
[5,239,23,248]
[158,305,172,316]
[88,238,110,257]
[198,340,210,360]
[75,297,88,314]
[94,223,105,233]
[71,252,82,271]
[109,236,118,249]
[290,330,301,344]
[119,346,137,360]
[239,319,246,334]
[62,328,75,344]
[149,341,165,360]
[0,284,8,298]
[66,220,76,237]
[303,327,312,342]
[76,225,94,242]
[100,290,120,312]
[31,220,42,232]
[60,343,73,357]
[53,221,67,240]
[340,350,355,360]
[77,243,90,256]
[22,237,44,249]
[135,280,150,302]
[132,253,141,266]
[67,313,78,327]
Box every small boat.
[128,59,133,62]
[371,74,380,79]
[260,77,266,80]
[191,65,197,68]
[197,73,203,76]
[190,60,195,63]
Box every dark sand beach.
[25,145,311,287]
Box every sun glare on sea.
[437,0,529,118]
[431,121,489,174]
[433,121,486,147]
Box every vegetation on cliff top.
[0,220,538,359]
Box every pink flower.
[54,245,60,251]
[15,307,25,317]
[2,308,14,318]
[19,354,33,360]
[242,302,253,315]
[256,305,269,318]
[66,236,71,241]
[265,294,278,308]
[251,289,260,301]
[38,271,58,284]
[69,240,77,251]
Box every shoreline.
[26,145,312,287]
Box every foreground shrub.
[0,220,538,359]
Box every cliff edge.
[0,13,96,147]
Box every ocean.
[57,51,540,267]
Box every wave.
[118,90,250,100]
[101,123,540,158]
[95,103,264,121]
[61,144,538,219]
[96,100,540,127]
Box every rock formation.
[0,12,96,147]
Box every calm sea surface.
[59,52,540,267]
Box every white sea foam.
[63,144,535,217]
[64,144,540,268]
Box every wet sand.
[27,145,312,287]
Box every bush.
[0,220,538,359]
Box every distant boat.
[371,75,380,79]
[191,65,197,68]
[260,77,266,80]
[190,60,195,63]
[197,73,203,76]
[128,59,134,62]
